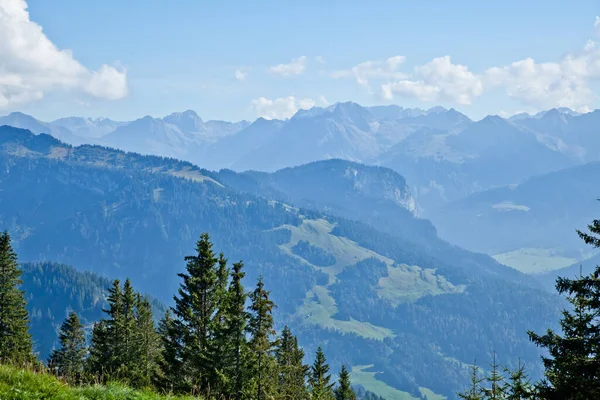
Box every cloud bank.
[0,0,128,108]
[334,18,600,111]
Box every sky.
[1,0,600,122]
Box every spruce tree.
[458,363,484,400]
[220,261,249,399]
[0,231,34,364]
[483,352,507,399]
[247,276,278,400]
[166,233,225,395]
[48,311,87,383]
[276,326,309,400]
[156,310,185,392]
[504,360,534,400]
[211,253,231,395]
[120,278,138,379]
[87,320,110,379]
[528,217,600,399]
[335,365,356,400]
[133,294,160,388]
[310,346,335,400]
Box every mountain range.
[0,124,564,399]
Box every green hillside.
[0,126,561,398]
[0,365,197,400]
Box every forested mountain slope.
[21,262,165,361]
[0,126,560,399]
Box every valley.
[1,102,600,399]
[0,122,571,398]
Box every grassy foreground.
[0,365,198,400]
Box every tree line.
[0,231,356,400]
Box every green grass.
[0,365,198,400]
[350,365,446,400]
[279,218,463,339]
[377,264,465,306]
[492,247,582,274]
[296,286,395,340]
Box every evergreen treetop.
[0,231,34,364]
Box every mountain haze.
[0,125,562,399]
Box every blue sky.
[1,0,599,121]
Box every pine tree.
[310,346,335,400]
[133,294,160,388]
[120,278,138,379]
[335,365,356,400]
[528,217,600,399]
[165,233,225,395]
[504,360,534,400]
[48,311,87,383]
[156,310,185,392]
[211,252,231,395]
[0,231,34,364]
[220,261,249,399]
[458,363,484,400]
[104,279,124,376]
[276,326,309,400]
[87,320,110,379]
[483,352,507,399]
[247,276,278,400]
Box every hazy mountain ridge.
[428,161,600,257]
[4,103,597,216]
[0,125,561,399]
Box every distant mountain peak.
[427,106,448,114]
[163,109,204,132]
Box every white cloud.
[268,56,307,77]
[331,56,408,93]
[318,95,329,106]
[483,34,600,112]
[250,96,315,119]
[235,67,248,81]
[315,56,326,64]
[0,0,128,108]
[336,18,600,111]
[382,56,483,104]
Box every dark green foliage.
[484,353,507,399]
[310,347,335,400]
[527,223,600,399]
[247,277,278,400]
[354,386,387,400]
[291,240,337,267]
[276,326,309,400]
[219,261,249,399]
[20,262,165,361]
[87,279,160,387]
[168,233,223,395]
[134,295,161,388]
[504,361,534,400]
[48,311,87,383]
[155,311,184,392]
[335,365,356,400]
[458,364,484,400]
[0,231,34,364]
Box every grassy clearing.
[296,286,395,340]
[492,248,581,274]
[377,264,465,306]
[280,219,462,338]
[350,365,446,400]
[0,365,198,400]
[275,219,394,276]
